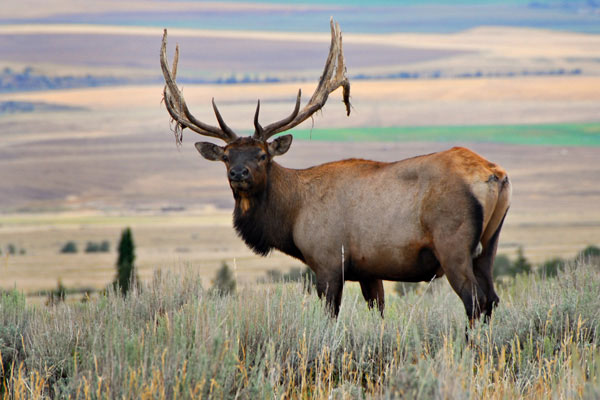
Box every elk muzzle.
[229,166,249,182]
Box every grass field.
[1,259,599,398]
[293,123,600,146]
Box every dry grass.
[1,259,599,398]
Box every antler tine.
[257,18,351,141]
[253,100,264,138]
[160,29,238,143]
[211,98,237,139]
[253,89,301,140]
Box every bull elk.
[160,20,511,324]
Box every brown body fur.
[230,145,511,320]
[161,22,510,322]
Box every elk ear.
[195,142,225,161]
[268,134,293,157]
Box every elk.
[160,20,511,324]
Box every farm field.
[1,136,599,294]
[2,76,600,295]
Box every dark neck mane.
[232,163,304,261]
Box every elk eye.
[222,155,229,162]
[259,154,267,161]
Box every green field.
[293,123,600,146]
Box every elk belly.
[348,243,442,282]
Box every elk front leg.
[359,278,385,317]
[315,270,344,317]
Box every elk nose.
[229,166,249,181]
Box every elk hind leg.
[359,278,385,317]
[474,212,508,321]
[436,242,487,324]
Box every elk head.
[160,19,351,197]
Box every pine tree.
[114,227,137,296]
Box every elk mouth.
[230,180,252,192]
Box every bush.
[260,266,315,292]
[85,240,111,253]
[512,246,532,275]
[578,245,600,260]
[492,254,513,279]
[99,240,110,252]
[85,241,100,253]
[494,247,532,280]
[46,280,66,306]
[60,241,78,254]
[211,262,236,295]
[538,257,565,278]
[394,281,421,296]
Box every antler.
[253,18,351,142]
[160,29,238,144]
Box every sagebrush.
[1,259,599,399]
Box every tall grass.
[1,260,599,399]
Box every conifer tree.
[114,227,137,295]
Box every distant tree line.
[1,65,585,95]
[0,100,82,115]
[0,67,126,93]
[353,68,583,81]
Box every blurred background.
[1,0,599,300]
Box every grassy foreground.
[1,261,599,399]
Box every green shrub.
[538,257,565,278]
[85,240,111,253]
[60,241,78,254]
[512,246,532,275]
[260,266,315,292]
[46,280,66,306]
[211,262,236,295]
[394,281,421,296]
[578,245,600,260]
[85,241,100,253]
[99,240,110,252]
[492,254,513,279]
